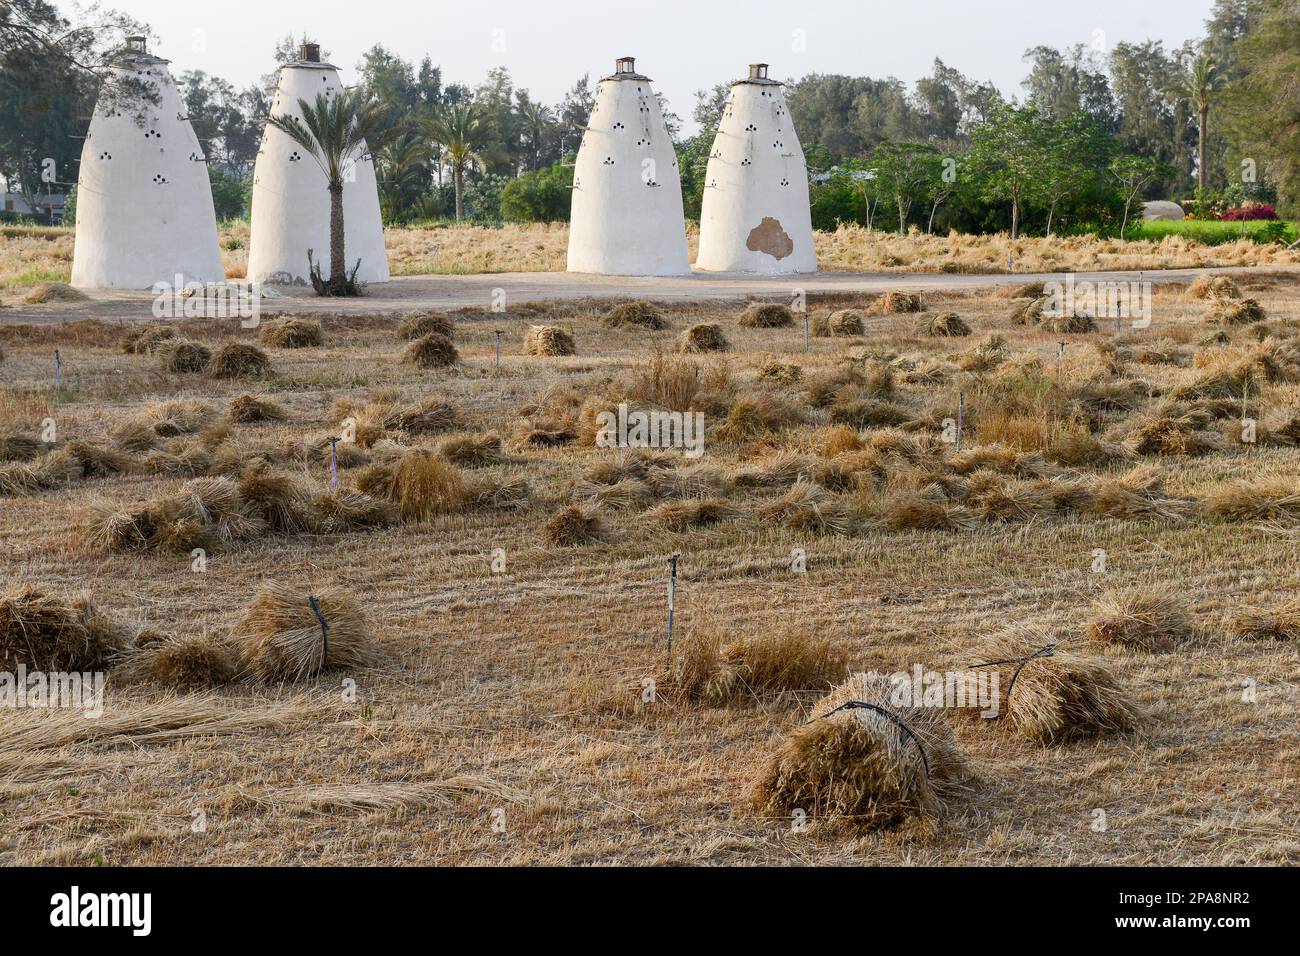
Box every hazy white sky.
[76,0,1215,132]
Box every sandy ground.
[3,264,1297,327]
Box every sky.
[67,0,1216,134]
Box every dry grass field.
[3,222,1298,297]
[1,268,1298,866]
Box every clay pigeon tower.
[567,57,690,276]
[695,64,816,274]
[70,36,224,289]
[247,42,388,286]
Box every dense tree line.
[2,0,1296,232]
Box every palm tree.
[427,102,490,222]
[517,100,554,171]
[376,131,433,219]
[1175,54,1226,191]
[267,89,390,295]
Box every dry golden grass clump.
[120,634,239,690]
[258,317,323,348]
[666,628,847,704]
[1040,310,1097,334]
[738,302,795,328]
[1086,588,1193,651]
[524,324,576,356]
[757,356,802,384]
[395,311,453,340]
[0,448,82,497]
[207,341,272,379]
[918,311,971,337]
[758,480,854,535]
[601,300,666,330]
[875,487,980,532]
[545,503,610,545]
[236,463,317,533]
[121,323,177,354]
[1188,274,1241,300]
[0,429,40,462]
[1082,464,1189,520]
[828,397,910,429]
[64,439,134,478]
[997,280,1047,299]
[1230,600,1300,641]
[1009,296,1047,325]
[749,671,966,831]
[160,339,213,374]
[645,497,734,531]
[626,350,701,410]
[113,399,217,451]
[676,323,728,353]
[0,587,131,670]
[22,281,87,304]
[355,447,466,521]
[974,638,1142,743]
[1201,476,1300,522]
[235,583,378,682]
[811,309,864,337]
[438,432,504,467]
[227,393,285,424]
[402,332,459,368]
[964,471,1053,522]
[81,475,266,553]
[712,393,802,444]
[875,290,923,314]
[1206,297,1266,326]
[1122,410,1221,457]
[312,489,397,532]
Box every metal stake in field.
[955,392,965,453]
[494,329,502,371]
[54,348,62,390]
[327,436,341,487]
[802,312,809,352]
[1057,341,1065,384]
[664,553,680,670]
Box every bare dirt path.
[3,263,1296,325]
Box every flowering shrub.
[1222,203,1278,221]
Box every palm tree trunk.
[1197,105,1208,190]
[1046,200,1057,237]
[454,166,464,221]
[1011,197,1020,241]
[328,181,346,290]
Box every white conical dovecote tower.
[567,57,690,276]
[247,42,388,286]
[70,36,224,290]
[695,64,816,274]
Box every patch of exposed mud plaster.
[746,217,794,260]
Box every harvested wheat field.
[0,273,1297,866]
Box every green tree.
[1037,113,1111,235]
[500,162,572,222]
[428,102,492,222]
[966,104,1050,239]
[870,142,941,234]
[1222,0,1300,216]
[376,130,433,221]
[267,89,392,295]
[517,98,555,171]
[1173,53,1227,190]
[1110,154,1176,236]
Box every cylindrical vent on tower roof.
[299,42,320,63]
[616,56,636,74]
[126,35,147,54]
[749,63,769,80]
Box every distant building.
[1,189,67,224]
